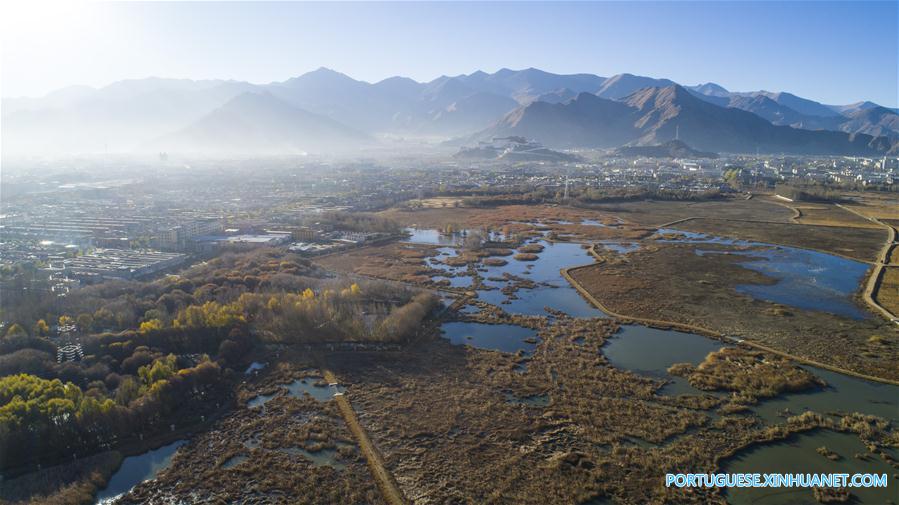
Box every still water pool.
[95,440,185,504]
[441,322,538,354]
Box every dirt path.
[560,265,899,386]
[836,204,899,323]
[321,369,407,505]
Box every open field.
[842,194,899,221]
[887,245,899,266]
[875,267,899,317]
[316,242,443,284]
[792,204,881,228]
[569,242,899,382]
[674,218,887,262]
[381,204,621,229]
[586,197,796,226]
[413,197,466,208]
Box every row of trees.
[0,356,222,470]
[457,186,726,208]
[137,283,437,344]
[774,183,849,203]
[313,211,403,233]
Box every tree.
[4,323,27,338]
[32,320,50,337]
[93,307,115,329]
[138,355,177,386]
[139,319,163,334]
[114,376,141,406]
[76,313,94,333]
[217,339,241,364]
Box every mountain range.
[3,67,898,156]
[476,86,893,155]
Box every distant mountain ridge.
[476,85,894,155]
[146,92,370,154]
[3,67,897,155]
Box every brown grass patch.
[874,267,899,316]
[316,243,437,281]
[668,347,825,398]
[518,244,545,253]
[795,205,880,228]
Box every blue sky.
[2,1,897,106]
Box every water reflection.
[602,325,725,396]
[659,228,870,319]
[723,430,896,504]
[475,240,605,317]
[95,440,185,504]
[247,377,345,408]
[441,321,538,354]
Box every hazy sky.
[2,1,897,106]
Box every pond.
[95,440,185,504]
[751,365,899,424]
[432,274,473,288]
[733,247,869,320]
[659,228,870,319]
[601,324,899,504]
[279,445,349,470]
[244,362,266,375]
[722,429,896,505]
[474,240,606,317]
[405,229,604,317]
[403,228,466,246]
[247,377,345,408]
[601,325,725,396]
[596,241,641,254]
[441,321,538,354]
[284,378,345,401]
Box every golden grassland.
[874,267,899,316]
[793,204,881,228]
[842,193,899,221]
[589,197,796,226]
[414,197,466,208]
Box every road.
[836,204,899,324]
